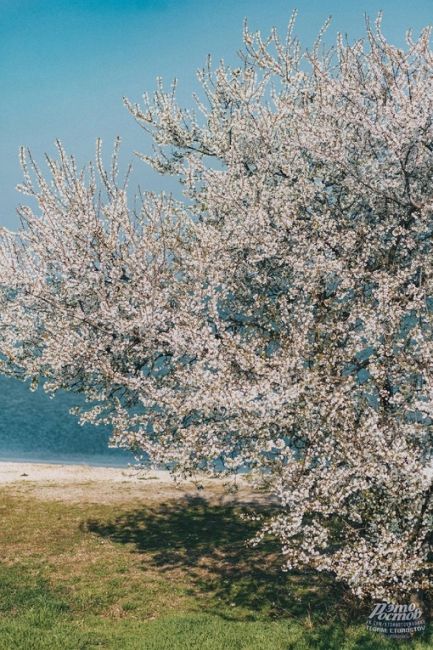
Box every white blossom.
[0,13,432,600]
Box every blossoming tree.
[0,14,432,600]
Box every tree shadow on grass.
[81,496,366,628]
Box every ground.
[0,462,431,649]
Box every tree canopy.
[0,14,432,600]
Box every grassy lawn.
[0,489,431,649]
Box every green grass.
[0,491,431,649]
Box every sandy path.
[0,461,173,485]
[0,461,261,504]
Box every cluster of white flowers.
[0,13,432,600]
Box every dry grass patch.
[0,487,431,649]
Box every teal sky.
[1,0,433,228]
